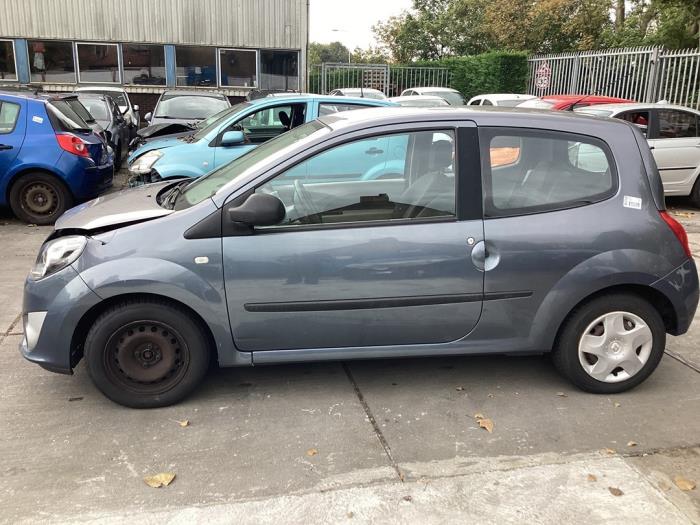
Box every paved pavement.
[0,197,699,524]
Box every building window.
[28,40,75,83]
[77,43,120,83]
[0,40,17,81]
[175,46,216,87]
[122,44,166,85]
[260,50,299,91]
[219,48,257,88]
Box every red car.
[517,95,634,111]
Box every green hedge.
[418,52,529,100]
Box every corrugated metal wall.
[0,0,307,49]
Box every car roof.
[74,86,126,93]
[389,95,449,102]
[246,94,392,107]
[161,89,228,99]
[577,102,700,114]
[410,87,459,93]
[478,93,536,100]
[334,88,384,93]
[542,94,633,103]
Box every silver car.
[21,107,699,407]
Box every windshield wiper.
[164,179,191,209]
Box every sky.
[309,0,413,50]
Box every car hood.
[55,182,174,231]
[129,136,186,162]
[150,117,202,127]
[137,122,196,139]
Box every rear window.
[482,128,616,217]
[46,100,92,132]
[80,90,128,107]
[517,99,556,109]
[155,95,229,119]
[424,91,465,105]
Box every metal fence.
[309,63,452,97]
[527,46,700,109]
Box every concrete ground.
[0,193,699,524]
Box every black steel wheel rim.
[22,182,58,216]
[104,321,191,395]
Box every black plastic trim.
[244,290,532,312]
[457,126,483,221]
[184,208,222,239]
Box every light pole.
[331,29,352,63]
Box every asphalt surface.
[0,192,699,524]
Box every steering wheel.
[293,179,320,222]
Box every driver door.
[222,124,484,352]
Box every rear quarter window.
[481,128,617,217]
[0,101,20,134]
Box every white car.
[388,95,450,107]
[576,103,700,206]
[329,88,387,100]
[467,93,536,107]
[400,87,466,106]
[74,86,140,137]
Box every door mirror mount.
[221,130,245,147]
[144,112,152,123]
[133,104,140,112]
[227,193,285,229]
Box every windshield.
[424,91,465,105]
[192,102,250,140]
[517,98,556,109]
[47,100,92,131]
[77,97,110,122]
[175,120,329,210]
[574,108,614,117]
[81,90,128,107]
[155,95,229,119]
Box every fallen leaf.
[403,495,413,502]
[556,392,568,397]
[673,211,693,219]
[347,511,355,518]
[144,472,175,488]
[177,420,190,428]
[306,448,318,457]
[473,413,485,419]
[456,386,464,391]
[608,487,624,497]
[478,418,494,433]
[674,476,696,491]
[587,474,597,482]
[627,441,638,447]
[614,402,621,408]
[602,448,617,455]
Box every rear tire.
[9,172,73,225]
[689,176,700,208]
[84,299,210,408]
[552,293,665,394]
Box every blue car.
[127,94,395,184]
[0,91,113,224]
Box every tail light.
[56,133,90,158]
[660,211,692,258]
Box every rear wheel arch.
[6,167,74,203]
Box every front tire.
[9,172,72,225]
[85,300,210,408]
[552,293,665,394]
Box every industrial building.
[0,0,309,108]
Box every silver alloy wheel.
[578,311,653,383]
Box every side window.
[229,104,306,144]
[469,99,481,106]
[617,110,650,137]
[657,109,698,139]
[482,129,615,216]
[0,101,20,134]
[482,99,494,106]
[257,130,456,226]
[318,103,372,116]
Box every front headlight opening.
[130,150,163,174]
[30,235,87,280]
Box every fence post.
[320,63,326,94]
[645,47,661,103]
[569,55,580,93]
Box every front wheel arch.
[71,293,219,369]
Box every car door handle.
[365,147,384,155]
[0,144,12,151]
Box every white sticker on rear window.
[623,196,642,209]
[32,115,43,124]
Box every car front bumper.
[19,265,102,374]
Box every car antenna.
[567,60,640,110]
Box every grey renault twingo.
[21,107,699,408]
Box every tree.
[308,42,351,65]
